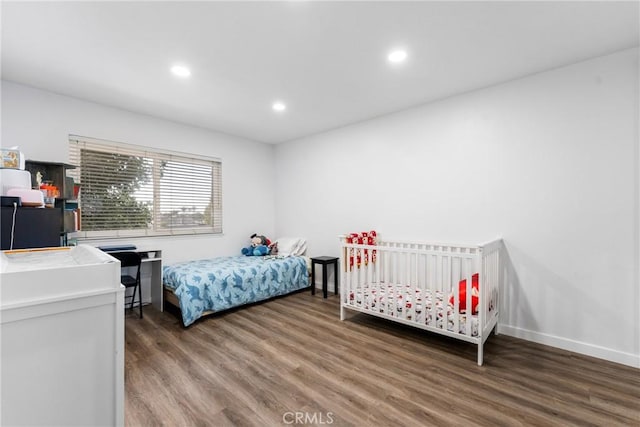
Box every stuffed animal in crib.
[449,273,480,314]
[241,233,271,256]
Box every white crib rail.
[339,236,503,365]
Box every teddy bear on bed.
[241,233,272,256]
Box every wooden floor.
[125,292,640,426]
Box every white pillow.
[293,241,307,256]
[277,237,306,256]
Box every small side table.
[310,256,339,299]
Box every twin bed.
[163,255,309,326]
[163,238,309,326]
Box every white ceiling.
[2,1,638,144]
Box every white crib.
[339,236,503,365]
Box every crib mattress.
[348,283,479,337]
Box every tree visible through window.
[80,150,152,230]
[69,136,222,238]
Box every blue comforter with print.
[163,256,309,326]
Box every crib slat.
[406,250,411,322]
[482,252,487,334]
[480,252,485,332]
[359,247,364,309]
[399,249,404,320]
[488,250,492,326]
[393,250,398,287]
[452,252,460,335]
[347,248,352,308]
[440,252,445,331]
[465,257,472,337]
[426,253,432,329]
[431,253,436,328]
[367,248,375,314]
[420,253,426,327]
[374,248,379,315]
[366,248,372,311]
[363,247,368,306]
[394,251,399,318]
[353,245,357,307]
[417,253,422,325]
[384,248,389,315]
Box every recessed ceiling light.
[387,49,408,63]
[272,102,286,112]
[170,65,191,78]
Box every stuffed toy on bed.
[241,233,271,256]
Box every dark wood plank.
[125,293,640,426]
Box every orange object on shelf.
[39,183,59,198]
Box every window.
[69,136,222,238]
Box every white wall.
[275,48,639,367]
[2,81,277,299]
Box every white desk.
[140,249,163,312]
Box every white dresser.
[1,245,124,426]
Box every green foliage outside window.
[80,150,152,230]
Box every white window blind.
[69,136,222,238]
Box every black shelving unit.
[1,206,62,250]
[23,160,80,245]
[0,161,80,249]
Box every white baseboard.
[498,324,640,369]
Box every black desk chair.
[111,251,143,319]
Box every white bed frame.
[339,236,503,365]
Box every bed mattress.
[163,255,309,326]
[348,283,480,337]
